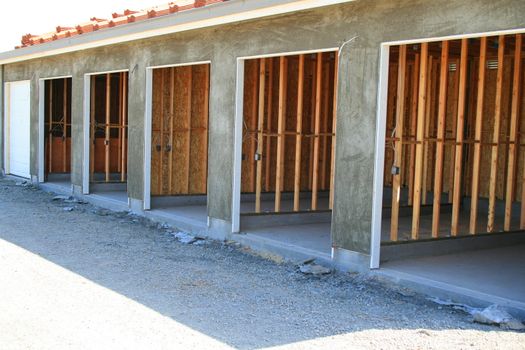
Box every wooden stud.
[63,79,68,172]
[469,37,487,234]
[422,56,433,205]
[48,80,53,173]
[487,36,506,233]
[90,76,95,180]
[202,65,210,194]
[158,70,165,193]
[450,38,469,236]
[411,43,428,240]
[321,58,330,189]
[117,74,123,174]
[390,45,407,241]
[274,56,287,212]
[312,52,323,210]
[431,40,449,238]
[309,56,317,190]
[185,67,193,193]
[250,61,259,193]
[408,54,420,205]
[255,58,266,213]
[506,34,522,230]
[487,35,505,232]
[121,72,127,182]
[168,68,175,193]
[329,54,339,209]
[293,55,305,212]
[265,59,274,192]
[448,58,460,203]
[105,74,111,182]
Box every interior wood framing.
[241,51,338,214]
[44,77,72,177]
[150,64,210,196]
[383,34,525,242]
[89,72,128,183]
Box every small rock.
[299,263,331,275]
[172,232,197,244]
[472,305,525,330]
[93,208,111,216]
[52,195,71,201]
[63,207,74,212]
[15,181,30,187]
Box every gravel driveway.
[0,176,523,349]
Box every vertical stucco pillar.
[127,63,146,210]
[70,71,84,193]
[206,53,237,238]
[29,76,39,181]
[331,39,380,270]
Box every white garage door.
[5,81,31,178]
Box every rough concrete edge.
[375,268,525,320]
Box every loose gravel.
[0,176,523,349]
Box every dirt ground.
[0,176,523,350]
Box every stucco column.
[331,39,380,266]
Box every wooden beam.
[309,56,317,190]
[255,58,266,213]
[250,61,259,193]
[469,37,487,234]
[63,78,68,172]
[293,55,305,212]
[408,54,420,206]
[105,74,111,182]
[390,45,407,242]
[450,38,469,236]
[312,52,323,211]
[411,43,429,239]
[329,54,339,210]
[487,36,506,233]
[506,34,522,230]
[121,72,127,182]
[431,41,449,238]
[275,56,288,212]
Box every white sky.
[0,0,172,52]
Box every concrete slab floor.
[380,245,525,315]
[244,223,332,255]
[150,205,208,224]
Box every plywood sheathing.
[150,64,210,196]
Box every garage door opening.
[146,63,210,227]
[4,80,31,179]
[382,34,525,243]
[236,50,338,258]
[88,72,128,198]
[44,77,72,186]
[377,33,525,312]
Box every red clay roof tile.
[17,0,227,49]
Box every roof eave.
[0,0,353,65]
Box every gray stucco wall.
[1,0,524,257]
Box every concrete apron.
[35,178,525,318]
